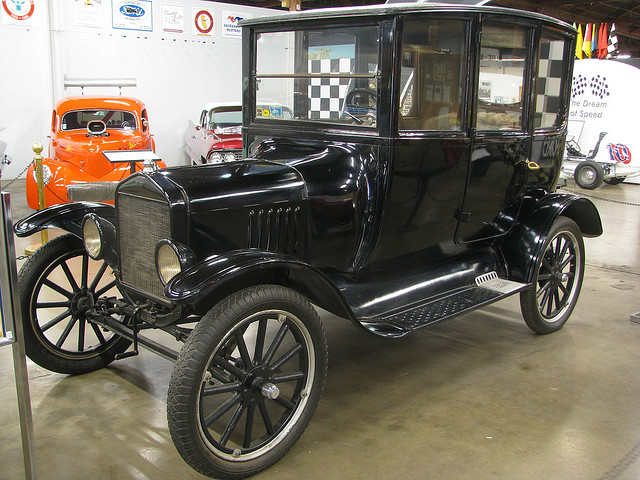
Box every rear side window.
[476,23,529,131]
[535,30,570,130]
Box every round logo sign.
[195,10,213,34]
[2,0,35,21]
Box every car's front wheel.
[167,285,327,479]
[18,234,132,374]
[519,217,585,334]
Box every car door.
[185,109,210,164]
[373,16,472,263]
[455,20,534,243]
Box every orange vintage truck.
[26,96,165,208]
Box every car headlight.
[31,164,52,185]
[208,152,223,164]
[224,152,237,162]
[155,239,196,286]
[82,214,104,259]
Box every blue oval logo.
[120,5,145,18]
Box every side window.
[535,31,569,130]
[477,23,529,131]
[398,18,468,132]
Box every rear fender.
[13,201,115,238]
[166,249,355,320]
[500,193,602,283]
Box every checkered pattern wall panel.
[535,37,566,129]
[308,58,353,120]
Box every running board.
[360,273,528,338]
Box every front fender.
[500,193,602,283]
[13,201,115,238]
[165,249,355,320]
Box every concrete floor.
[1,178,639,480]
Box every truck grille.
[117,193,171,300]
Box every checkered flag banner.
[607,23,619,58]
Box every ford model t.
[14,4,601,479]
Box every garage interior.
[2,1,640,480]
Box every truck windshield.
[254,24,380,128]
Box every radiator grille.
[117,193,171,299]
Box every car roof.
[53,96,146,114]
[240,2,573,31]
[203,102,242,112]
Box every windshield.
[254,24,380,128]
[207,109,242,131]
[61,110,137,131]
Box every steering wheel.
[342,88,377,126]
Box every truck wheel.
[519,217,585,334]
[167,285,327,479]
[573,161,604,189]
[604,176,626,185]
[18,234,131,374]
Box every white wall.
[0,0,276,179]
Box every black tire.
[574,161,604,189]
[167,285,327,479]
[520,217,585,334]
[18,234,131,374]
[604,176,626,185]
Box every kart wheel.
[167,285,327,479]
[604,176,626,185]
[573,161,604,189]
[18,234,131,374]
[520,217,585,334]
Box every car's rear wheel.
[574,161,604,189]
[520,217,585,334]
[167,285,327,479]
[18,234,131,374]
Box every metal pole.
[1,192,38,480]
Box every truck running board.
[360,273,527,338]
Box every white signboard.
[74,0,104,28]
[112,0,152,32]
[161,4,183,34]
[568,59,640,181]
[222,11,251,38]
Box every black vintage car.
[14,4,602,479]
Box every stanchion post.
[33,143,48,245]
[0,192,38,480]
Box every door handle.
[517,158,540,170]
[525,160,540,170]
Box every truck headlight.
[155,239,195,285]
[224,152,236,162]
[82,214,104,259]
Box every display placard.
[0,192,16,346]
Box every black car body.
[15,4,602,479]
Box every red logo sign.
[194,10,213,34]
[2,0,35,21]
